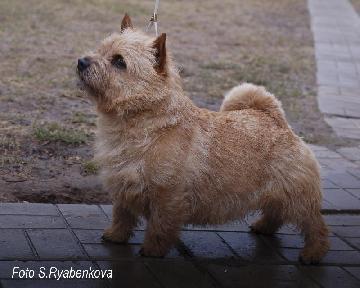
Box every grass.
[201,55,301,97]
[198,55,304,108]
[0,135,20,151]
[71,112,96,126]
[82,160,99,175]
[86,0,149,15]
[0,136,21,165]
[33,123,88,145]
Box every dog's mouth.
[76,69,101,99]
[76,67,85,80]
[76,67,90,85]
[76,77,85,91]
[76,68,91,92]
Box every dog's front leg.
[140,193,186,257]
[102,201,138,244]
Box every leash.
[146,0,160,36]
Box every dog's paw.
[101,228,130,244]
[298,250,322,265]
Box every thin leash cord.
[146,0,160,36]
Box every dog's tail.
[220,83,287,127]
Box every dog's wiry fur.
[78,15,329,264]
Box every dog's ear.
[152,33,167,75]
[121,13,133,32]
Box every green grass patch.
[33,122,88,145]
[82,160,99,175]
[71,112,96,126]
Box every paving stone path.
[1,144,360,288]
[308,0,360,139]
[0,144,359,287]
[0,202,359,287]
[308,144,360,212]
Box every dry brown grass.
[0,0,339,203]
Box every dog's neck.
[97,81,196,138]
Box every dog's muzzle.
[77,57,91,72]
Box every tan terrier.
[77,14,329,264]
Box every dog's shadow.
[96,227,328,287]
[98,234,317,288]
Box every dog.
[77,14,329,264]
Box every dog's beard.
[77,68,89,85]
[77,68,102,96]
[76,73,86,90]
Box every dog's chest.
[95,129,151,196]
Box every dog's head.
[77,14,172,114]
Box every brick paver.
[308,0,360,139]
[0,203,359,287]
[302,266,360,288]
[207,264,318,288]
[26,229,86,259]
[307,144,360,213]
[4,142,360,286]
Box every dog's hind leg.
[298,211,329,265]
[289,170,329,264]
[250,200,284,235]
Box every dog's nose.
[78,57,91,72]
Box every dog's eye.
[111,54,127,69]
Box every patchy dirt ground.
[0,0,343,203]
